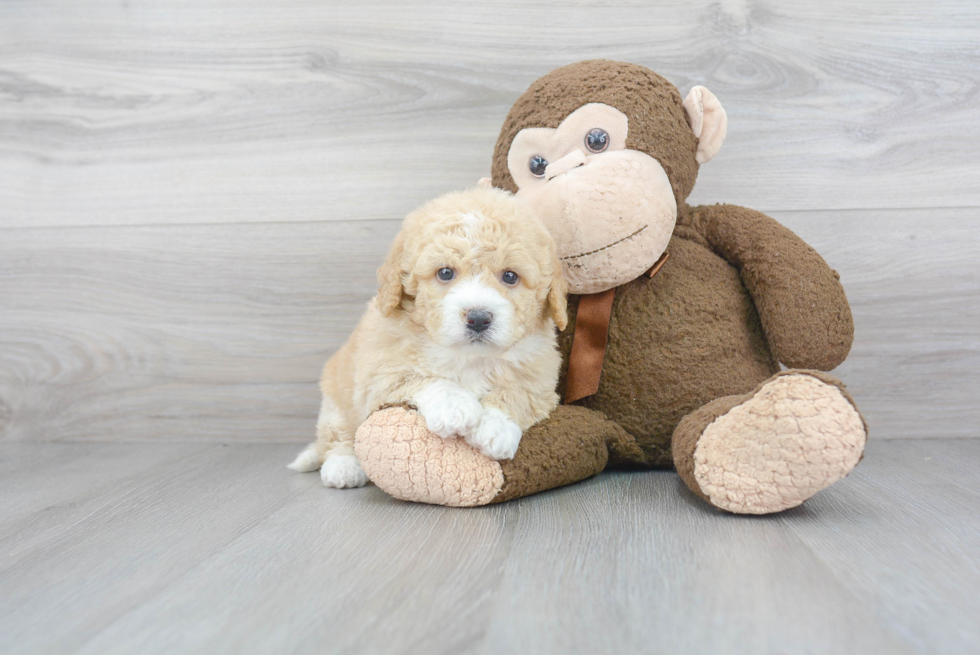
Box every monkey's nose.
[545,150,587,180]
[465,310,492,333]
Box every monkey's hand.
[691,203,853,371]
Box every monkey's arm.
[688,203,853,370]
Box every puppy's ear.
[376,232,406,316]
[547,253,569,331]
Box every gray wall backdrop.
[1,0,978,443]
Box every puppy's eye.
[501,270,519,286]
[437,267,455,282]
[528,155,548,178]
[585,128,609,153]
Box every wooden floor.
[1,438,977,655]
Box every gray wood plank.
[1,0,979,229]
[67,459,902,655]
[479,471,914,655]
[862,438,980,495]
[1,208,975,443]
[74,470,517,655]
[0,444,227,571]
[2,440,976,654]
[785,439,980,654]
[0,443,320,654]
[0,219,398,443]
[0,442,214,527]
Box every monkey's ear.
[683,86,728,164]
[376,232,406,316]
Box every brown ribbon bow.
[564,251,670,404]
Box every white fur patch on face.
[459,211,485,237]
[438,276,515,348]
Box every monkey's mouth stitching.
[561,225,648,261]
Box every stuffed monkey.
[355,60,867,514]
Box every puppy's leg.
[318,447,368,489]
[288,393,368,489]
[468,409,523,460]
[467,388,544,460]
[413,379,484,440]
[287,393,333,472]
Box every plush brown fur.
[557,226,780,467]
[491,60,700,207]
[549,200,856,464]
[496,61,859,482]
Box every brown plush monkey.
[355,60,868,514]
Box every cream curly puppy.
[288,187,568,488]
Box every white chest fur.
[421,329,553,399]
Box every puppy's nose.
[465,309,492,333]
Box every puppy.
[288,187,568,488]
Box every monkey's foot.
[355,405,624,507]
[673,371,867,515]
[355,407,504,507]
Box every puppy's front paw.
[320,455,369,488]
[414,381,484,439]
[466,408,522,460]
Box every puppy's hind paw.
[414,380,484,439]
[467,408,522,460]
[320,455,369,489]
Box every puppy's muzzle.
[465,309,493,334]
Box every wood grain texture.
[784,439,980,654]
[0,441,213,527]
[0,443,321,653]
[1,208,975,442]
[1,0,979,229]
[779,207,980,439]
[1,439,977,654]
[0,219,399,442]
[0,443,222,570]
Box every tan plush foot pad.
[693,374,867,514]
[354,407,504,507]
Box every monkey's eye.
[585,128,609,153]
[437,267,455,282]
[528,155,548,178]
[501,270,519,286]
